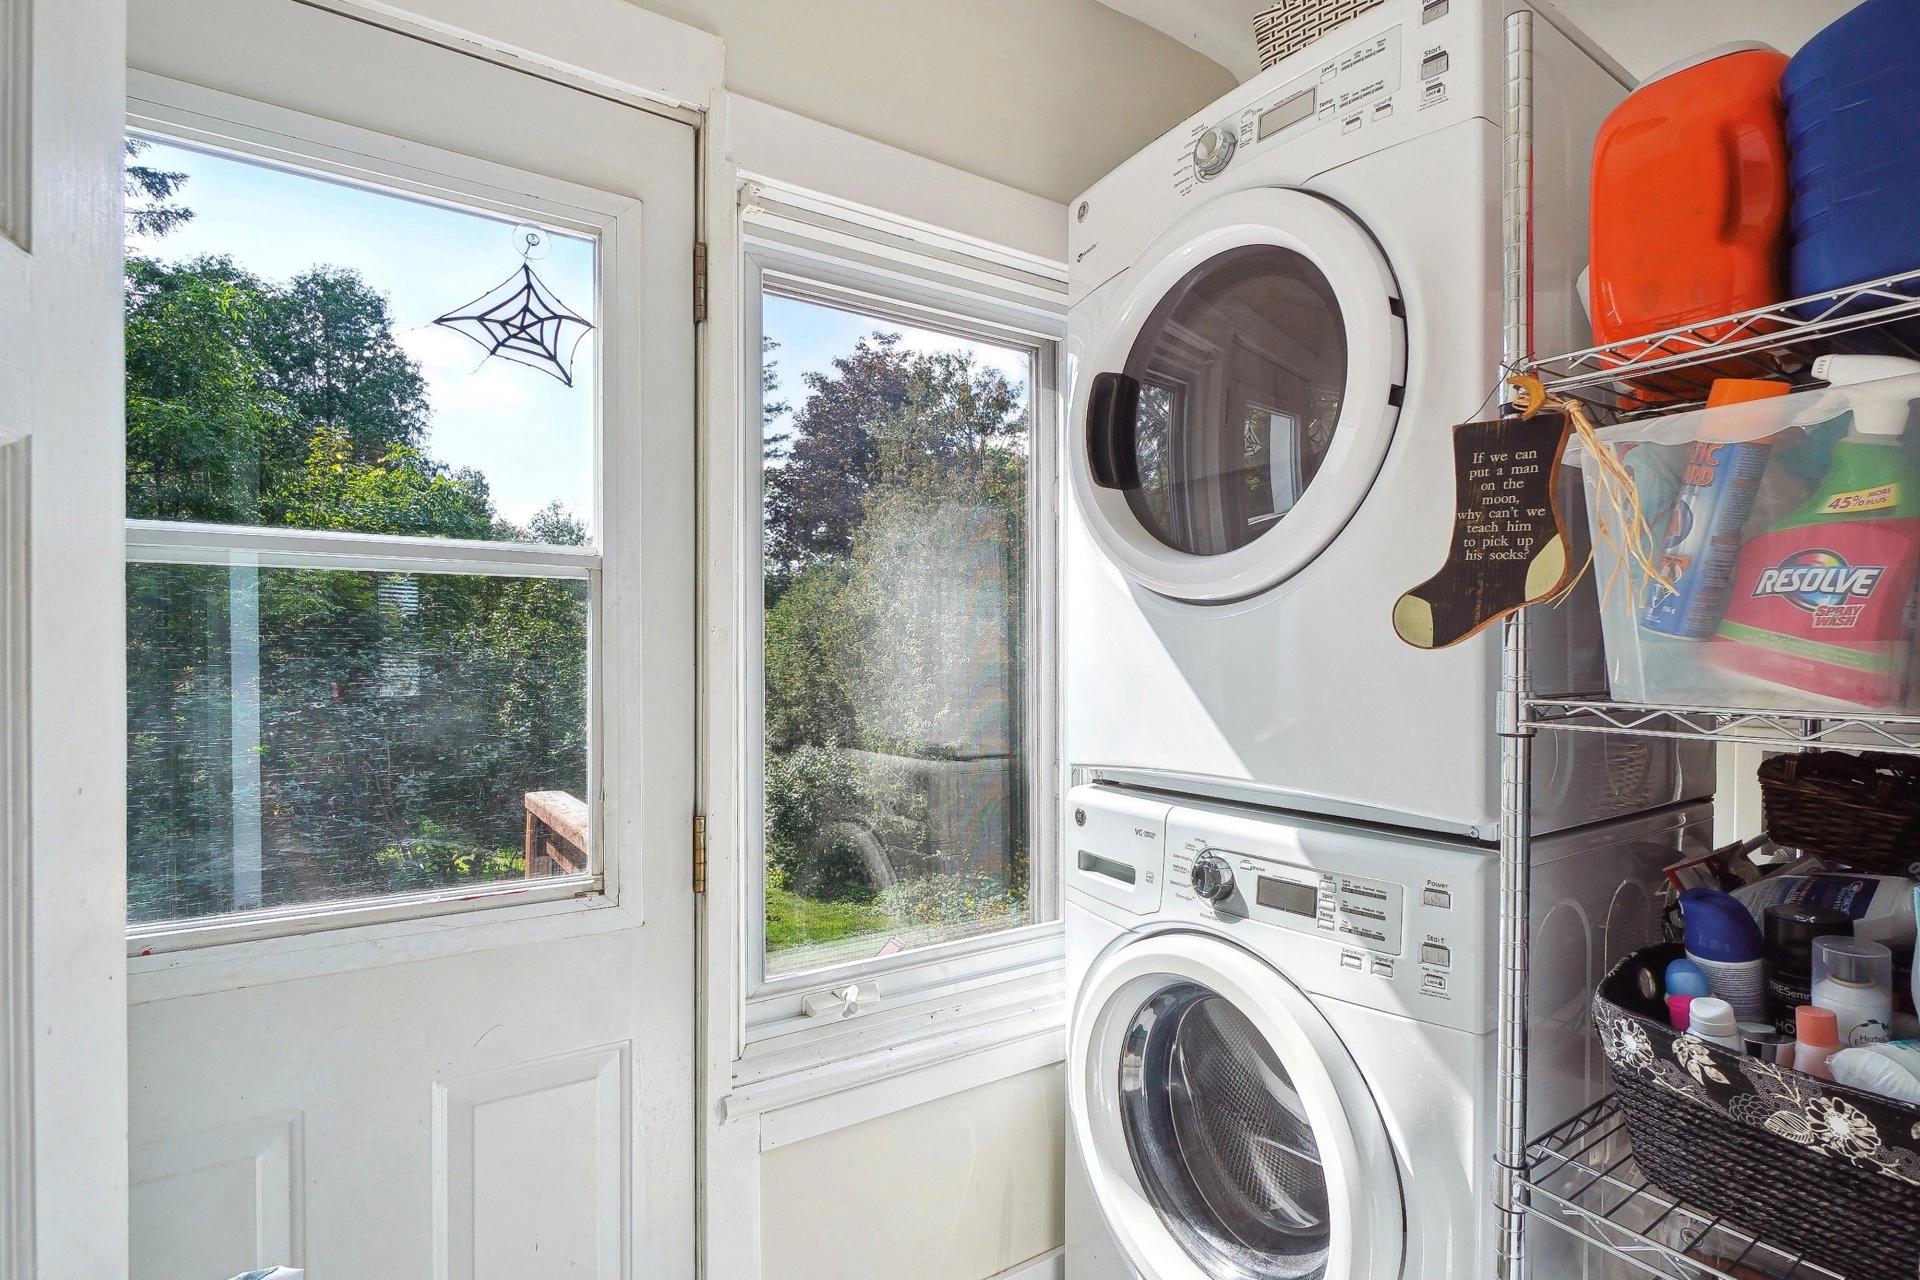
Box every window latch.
[802,982,880,1020]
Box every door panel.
[124,3,695,1275]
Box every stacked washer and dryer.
[1062,2,1714,1278]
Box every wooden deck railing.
[523,790,588,877]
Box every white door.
[4,0,131,1273]
[1069,189,1406,603]
[1068,931,1404,1280]
[122,2,696,1276]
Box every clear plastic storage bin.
[1574,371,1920,713]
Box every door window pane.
[761,295,1034,975]
[123,133,600,927]
[124,134,596,542]
[128,564,590,924]
[1123,245,1347,557]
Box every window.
[742,189,1065,1037]
[123,129,608,933]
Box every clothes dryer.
[1065,0,1708,836]
[1064,783,1705,1280]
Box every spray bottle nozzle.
[1804,355,1920,438]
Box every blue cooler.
[1783,0,1920,305]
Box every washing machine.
[1064,783,1708,1280]
[1064,0,1709,838]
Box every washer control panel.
[1175,849,1409,958]
[1064,785,1496,1032]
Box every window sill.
[723,956,1064,1137]
[127,879,632,1004]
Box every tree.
[124,138,194,238]
[124,257,287,523]
[762,333,912,573]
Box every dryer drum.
[1118,980,1333,1279]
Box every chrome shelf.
[1525,697,1920,756]
[1522,267,1920,406]
[1522,1097,1845,1280]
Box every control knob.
[1188,852,1235,903]
[1190,127,1237,180]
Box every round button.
[1189,852,1235,903]
[1191,127,1237,180]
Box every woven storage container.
[1596,943,1920,1280]
[1759,750,1920,877]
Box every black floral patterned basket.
[1596,944,1920,1280]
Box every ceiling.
[1091,0,1270,81]
[1092,0,1860,85]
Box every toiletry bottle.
[1829,1041,1920,1105]
[1763,903,1854,1034]
[1735,870,1919,946]
[1688,997,1745,1050]
[1680,887,1769,1021]
[1794,1005,1841,1079]
[1713,358,1920,708]
[1813,935,1896,1045]
[1664,957,1713,998]
[1667,994,1696,1030]
[1643,379,1794,637]
[1743,1028,1796,1064]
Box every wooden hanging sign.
[1392,410,1575,650]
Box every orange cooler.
[1589,43,1792,358]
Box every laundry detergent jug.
[1783,0,1920,303]
[1589,44,1791,363]
[1712,384,1920,709]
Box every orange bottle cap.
[1796,1005,1840,1046]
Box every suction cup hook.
[511,223,553,261]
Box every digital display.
[1078,850,1136,885]
[1257,875,1318,918]
[1258,89,1317,141]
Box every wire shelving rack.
[1489,14,1920,1280]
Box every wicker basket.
[1596,944,1920,1280]
[1758,750,1920,876]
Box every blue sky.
[128,136,598,534]
[127,136,1034,529]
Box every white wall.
[624,0,1233,203]
[1551,0,1858,80]
[759,1066,1066,1280]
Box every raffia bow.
[1506,374,1674,608]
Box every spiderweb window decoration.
[434,224,594,387]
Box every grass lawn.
[765,884,887,952]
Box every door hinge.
[693,241,708,325]
[692,813,708,894]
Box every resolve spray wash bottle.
[1712,356,1920,707]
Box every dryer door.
[1072,189,1405,603]
[1069,930,1403,1280]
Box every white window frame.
[731,182,1068,1081]
[122,75,644,953]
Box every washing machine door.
[1069,929,1403,1280]
[1072,188,1405,603]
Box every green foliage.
[877,873,1023,932]
[124,138,195,239]
[374,819,524,893]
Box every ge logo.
[1074,808,1087,826]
